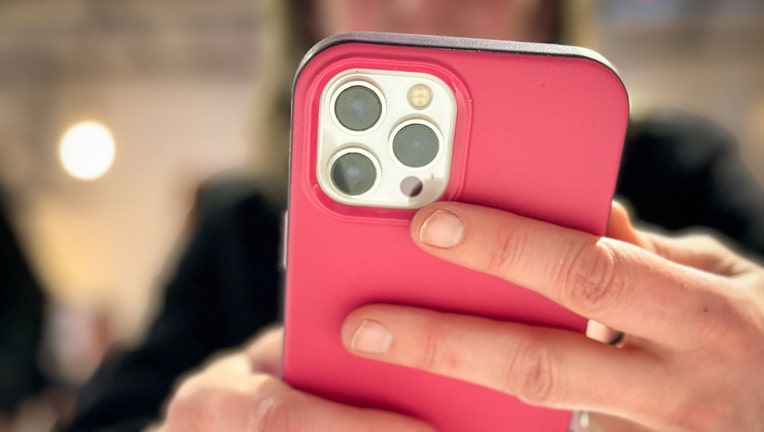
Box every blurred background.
[0,0,762,430]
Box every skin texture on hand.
[155,202,764,431]
[339,202,764,431]
[156,327,434,432]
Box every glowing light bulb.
[59,121,116,180]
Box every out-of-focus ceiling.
[0,0,262,196]
[0,2,265,337]
[0,0,260,86]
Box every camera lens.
[330,151,377,196]
[334,85,382,131]
[392,123,440,168]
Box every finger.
[606,201,643,247]
[410,202,731,345]
[166,354,434,431]
[195,327,284,379]
[341,305,669,425]
[602,203,742,345]
[608,201,754,277]
[245,326,285,377]
[589,203,633,345]
[640,231,755,277]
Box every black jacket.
[0,197,46,416]
[62,112,764,431]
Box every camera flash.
[407,84,432,109]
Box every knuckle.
[249,393,292,432]
[682,234,744,276]
[163,376,214,430]
[164,373,297,432]
[246,375,298,432]
[164,391,216,430]
[502,339,557,405]
[413,325,451,373]
[558,240,625,314]
[487,224,528,277]
[685,233,730,255]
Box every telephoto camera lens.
[334,85,382,131]
[331,152,377,196]
[392,123,440,168]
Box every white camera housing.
[316,69,456,209]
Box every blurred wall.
[0,0,260,341]
[593,0,764,184]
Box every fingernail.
[419,209,464,248]
[350,319,392,354]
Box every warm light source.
[59,121,116,180]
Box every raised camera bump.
[317,69,455,208]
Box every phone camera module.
[334,85,383,131]
[330,151,378,196]
[318,70,454,208]
[392,122,440,168]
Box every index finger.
[410,202,730,345]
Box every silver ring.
[608,331,626,345]
[569,410,590,431]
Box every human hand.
[339,202,764,432]
[156,327,433,431]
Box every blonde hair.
[561,0,598,49]
[247,0,308,191]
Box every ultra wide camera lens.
[334,85,382,131]
[392,123,440,168]
[330,152,377,196]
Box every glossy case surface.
[283,33,628,431]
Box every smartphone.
[283,32,628,431]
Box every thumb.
[245,326,284,377]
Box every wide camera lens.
[331,152,377,196]
[334,85,382,131]
[392,123,439,168]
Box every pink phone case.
[284,33,628,431]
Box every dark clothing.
[0,198,46,415]
[620,111,764,255]
[62,112,764,431]
[62,184,283,432]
